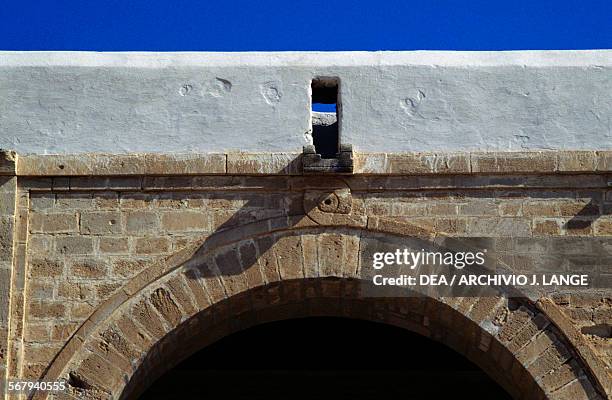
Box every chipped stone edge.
[0,150,16,176]
[9,150,612,176]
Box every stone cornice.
[8,150,612,176]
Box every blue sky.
[1,0,611,51]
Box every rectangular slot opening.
[311,77,339,159]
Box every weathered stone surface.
[30,212,78,233]
[70,259,108,279]
[29,258,63,278]
[558,151,597,172]
[149,288,182,327]
[73,352,124,392]
[124,211,159,234]
[98,237,129,254]
[387,153,470,174]
[80,212,122,235]
[0,150,16,175]
[131,299,167,340]
[472,152,557,173]
[274,235,304,279]
[498,306,533,343]
[134,237,170,254]
[161,211,209,232]
[56,236,94,254]
[553,376,599,399]
[3,132,612,400]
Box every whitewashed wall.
[1,51,611,154]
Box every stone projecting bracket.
[302,144,354,174]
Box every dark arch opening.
[139,317,511,399]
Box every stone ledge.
[11,151,612,176]
[16,153,226,176]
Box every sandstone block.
[498,202,522,216]
[0,191,15,215]
[227,152,300,174]
[553,376,599,400]
[30,212,78,233]
[93,192,119,208]
[29,193,55,211]
[161,211,209,232]
[23,323,51,342]
[29,301,66,319]
[557,151,597,172]
[528,343,572,378]
[28,281,54,300]
[145,153,226,175]
[51,323,79,341]
[70,259,107,279]
[254,236,280,283]
[471,152,556,173]
[24,344,62,365]
[214,248,249,295]
[98,237,129,254]
[27,235,54,256]
[111,258,149,278]
[508,314,550,353]
[124,211,159,234]
[80,212,122,235]
[74,352,124,392]
[70,302,94,320]
[99,327,140,363]
[458,200,499,216]
[165,276,197,317]
[182,269,212,309]
[57,282,92,300]
[149,287,182,327]
[95,282,122,299]
[387,153,470,174]
[498,306,533,343]
[131,299,167,339]
[238,240,265,288]
[119,193,150,209]
[115,315,154,353]
[300,234,319,278]
[56,236,93,255]
[558,200,599,217]
[0,216,13,261]
[0,150,16,175]
[467,217,531,237]
[29,258,63,278]
[428,203,458,216]
[523,201,558,217]
[55,193,92,209]
[539,361,582,394]
[593,218,612,236]
[533,219,562,236]
[355,152,387,173]
[135,237,170,254]
[275,235,304,279]
[318,234,344,277]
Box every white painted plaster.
[1,51,611,154]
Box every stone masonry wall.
[0,151,611,400]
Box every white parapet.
[1,51,611,154]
